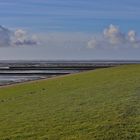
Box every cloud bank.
[12,29,38,46]
[0,24,140,50]
[0,25,89,48]
[88,24,140,49]
[0,25,38,47]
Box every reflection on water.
[0,69,80,86]
[0,75,41,81]
[0,75,46,85]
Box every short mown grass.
[0,65,140,140]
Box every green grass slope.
[0,65,140,140]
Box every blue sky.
[0,0,140,60]
[1,0,140,32]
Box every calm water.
[0,75,45,85]
[0,70,78,85]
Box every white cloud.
[128,30,137,43]
[0,25,39,47]
[12,29,39,46]
[88,37,102,49]
[103,24,125,45]
[88,24,140,49]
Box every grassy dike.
[0,65,140,140]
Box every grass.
[0,65,140,140]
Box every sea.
[0,60,139,86]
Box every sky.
[0,0,140,60]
